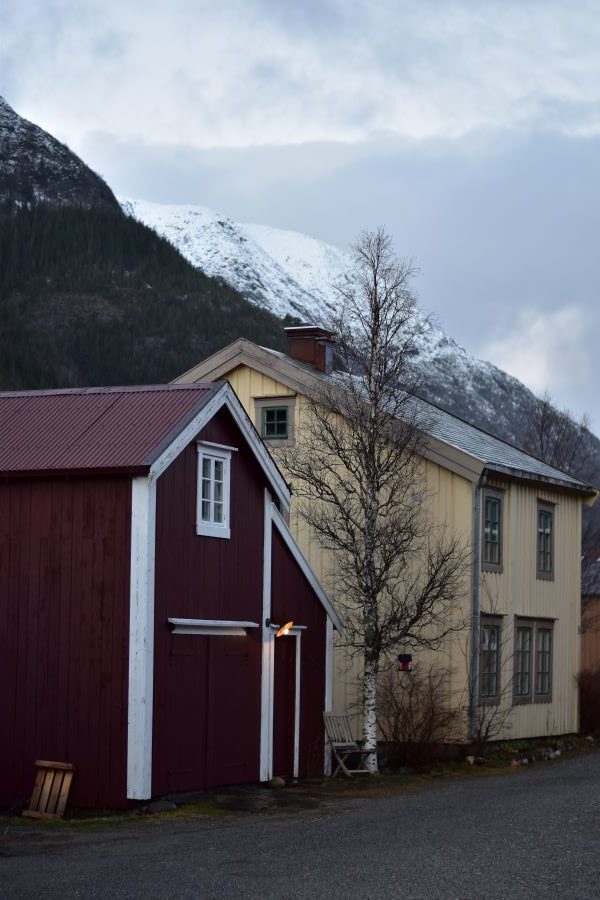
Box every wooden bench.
[323,713,373,778]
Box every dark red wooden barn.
[0,383,341,810]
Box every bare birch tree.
[283,228,470,772]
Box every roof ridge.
[0,383,220,399]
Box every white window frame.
[196,442,232,539]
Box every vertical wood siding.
[152,407,264,794]
[581,598,600,672]
[271,528,327,777]
[481,481,582,738]
[0,477,131,809]
[215,363,586,743]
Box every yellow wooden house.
[175,327,597,742]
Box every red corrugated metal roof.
[0,383,222,476]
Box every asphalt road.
[2,753,600,899]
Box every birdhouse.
[397,653,413,672]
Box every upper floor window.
[482,489,503,571]
[196,442,231,539]
[254,396,296,447]
[537,502,554,580]
[480,617,501,703]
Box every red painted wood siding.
[0,477,131,809]
[272,635,296,778]
[271,529,327,777]
[152,408,264,794]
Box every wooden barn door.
[272,635,298,779]
[161,635,209,792]
[206,637,259,787]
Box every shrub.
[376,664,462,768]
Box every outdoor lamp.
[275,621,294,637]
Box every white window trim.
[196,442,231,539]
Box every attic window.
[196,443,231,539]
[254,396,296,447]
[262,406,289,439]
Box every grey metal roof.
[261,345,594,494]
[422,400,591,491]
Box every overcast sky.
[3,0,599,430]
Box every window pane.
[515,627,531,696]
[262,407,288,439]
[198,450,230,531]
[483,496,501,565]
[480,623,500,698]
[536,628,552,695]
[537,509,553,574]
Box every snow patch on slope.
[122,197,539,444]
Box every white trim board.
[293,632,301,779]
[271,504,343,633]
[127,475,157,800]
[260,488,274,782]
[169,618,259,636]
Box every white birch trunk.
[362,655,379,773]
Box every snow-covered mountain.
[0,96,119,209]
[123,198,539,445]
[121,198,355,322]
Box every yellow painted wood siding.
[479,481,582,738]
[192,362,584,741]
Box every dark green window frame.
[537,502,554,580]
[514,625,532,702]
[535,627,553,699]
[513,618,554,704]
[482,489,503,572]
[480,618,501,703]
[261,406,289,440]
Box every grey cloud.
[82,126,600,426]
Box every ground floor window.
[514,618,554,704]
[480,616,502,703]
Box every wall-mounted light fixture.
[275,621,294,637]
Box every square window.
[262,406,289,439]
[254,397,295,446]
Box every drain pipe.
[469,472,486,741]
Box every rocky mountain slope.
[0,100,288,390]
[0,96,119,209]
[124,198,549,450]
